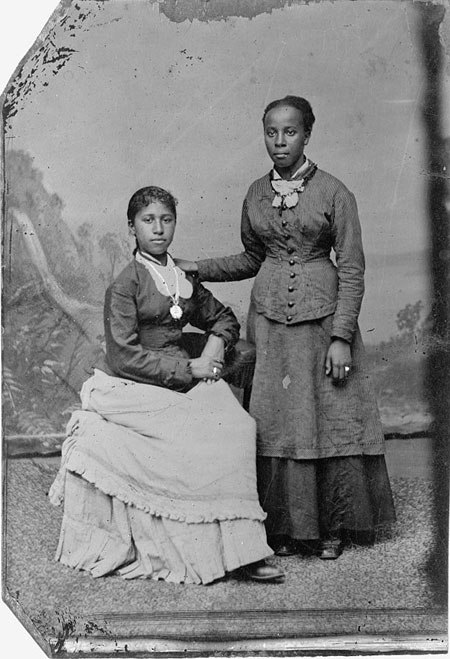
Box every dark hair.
[127,186,178,226]
[262,96,315,136]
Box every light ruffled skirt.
[49,370,272,584]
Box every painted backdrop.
[3,0,448,442]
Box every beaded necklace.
[135,251,183,320]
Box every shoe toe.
[246,562,285,582]
[274,544,297,557]
[319,542,343,560]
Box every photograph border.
[1,0,448,655]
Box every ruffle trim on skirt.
[64,449,266,524]
[55,472,272,584]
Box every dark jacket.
[197,167,365,343]
[103,259,240,391]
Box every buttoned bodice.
[197,167,365,343]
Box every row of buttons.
[288,269,296,321]
[283,219,297,322]
[282,220,296,258]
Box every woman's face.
[263,105,310,175]
[130,201,176,262]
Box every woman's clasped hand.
[189,355,224,382]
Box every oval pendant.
[170,304,183,320]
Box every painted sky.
[3,0,449,340]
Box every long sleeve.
[196,199,266,282]
[104,282,193,389]
[330,187,365,342]
[188,280,241,349]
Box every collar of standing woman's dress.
[270,158,318,215]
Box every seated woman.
[49,186,283,585]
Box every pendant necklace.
[140,255,183,320]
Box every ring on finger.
[344,365,351,374]
[213,366,219,377]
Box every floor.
[3,437,447,646]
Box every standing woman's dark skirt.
[249,311,396,552]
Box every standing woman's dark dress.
[195,163,395,552]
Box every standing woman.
[177,96,395,559]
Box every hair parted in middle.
[127,186,178,227]
[262,95,316,136]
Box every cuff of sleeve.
[330,330,353,344]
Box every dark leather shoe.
[274,543,298,556]
[273,539,319,556]
[269,535,299,556]
[319,540,343,560]
[243,561,285,582]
